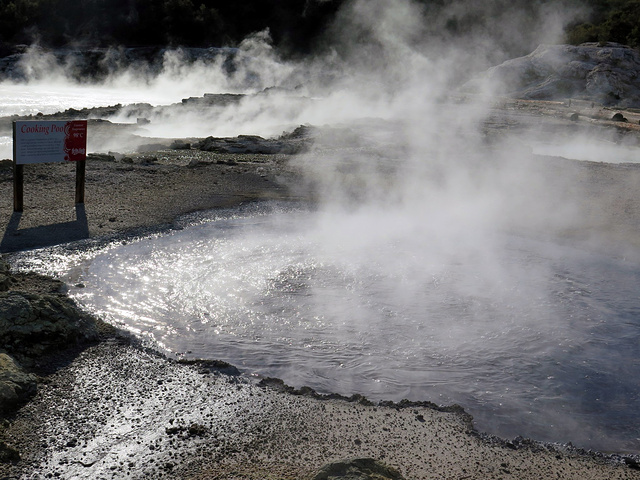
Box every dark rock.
[0,353,38,411]
[0,273,13,292]
[193,125,315,155]
[182,93,244,107]
[257,377,294,393]
[170,140,191,150]
[165,426,182,435]
[164,422,208,438]
[87,153,116,162]
[194,135,283,154]
[187,423,208,437]
[0,291,98,362]
[176,358,241,376]
[624,457,640,470]
[612,112,628,122]
[0,440,20,463]
[279,124,316,139]
[312,458,405,480]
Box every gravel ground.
[0,149,303,253]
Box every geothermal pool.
[19,203,637,454]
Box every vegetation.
[0,0,640,56]
[565,0,640,47]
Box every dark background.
[0,0,638,57]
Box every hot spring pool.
[16,203,640,454]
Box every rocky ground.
[0,94,639,478]
[464,42,640,108]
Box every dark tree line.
[0,0,639,57]
[565,0,640,47]
[0,0,344,55]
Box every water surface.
[41,204,640,454]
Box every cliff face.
[464,43,640,108]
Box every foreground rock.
[312,458,405,480]
[0,353,36,411]
[464,42,640,107]
[0,292,97,362]
[0,260,100,412]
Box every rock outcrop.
[194,125,316,155]
[0,291,98,362]
[312,458,405,480]
[464,42,640,107]
[0,260,99,412]
[0,354,37,411]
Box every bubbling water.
[61,204,640,453]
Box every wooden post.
[13,163,23,212]
[12,122,23,212]
[75,159,86,204]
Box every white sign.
[14,120,87,165]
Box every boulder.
[312,458,405,480]
[0,262,100,412]
[193,128,313,155]
[0,353,37,411]
[463,42,640,107]
[0,291,98,363]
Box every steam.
[2,34,303,104]
[1,0,586,133]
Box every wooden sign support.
[12,164,24,212]
[12,120,88,212]
[12,122,22,212]
[75,159,86,205]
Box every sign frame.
[12,120,87,212]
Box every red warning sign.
[14,120,87,164]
